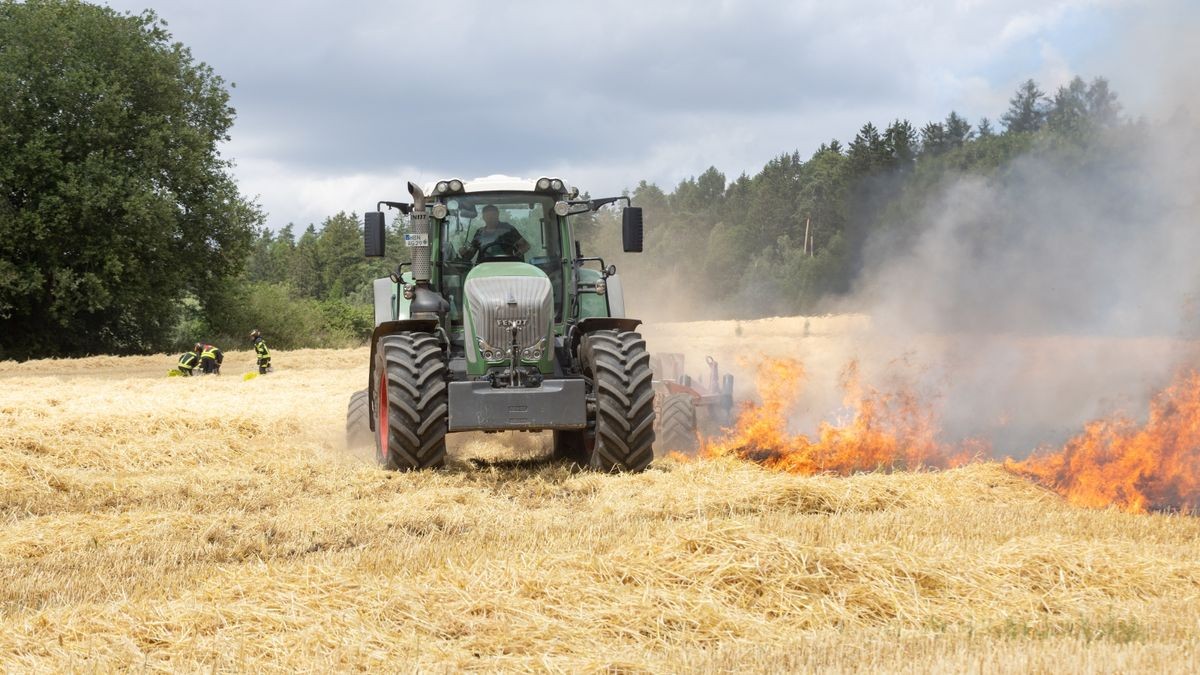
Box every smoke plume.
[846,112,1200,456]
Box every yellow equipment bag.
[167,369,183,377]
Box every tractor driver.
[458,204,531,263]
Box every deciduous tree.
[0,0,261,358]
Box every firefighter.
[250,329,271,374]
[198,342,224,375]
[177,347,199,376]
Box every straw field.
[3,337,1200,672]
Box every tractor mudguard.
[568,317,642,353]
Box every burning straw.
[1006,369,1200,513]
[708,356,1200,514]
[703,357,978,475]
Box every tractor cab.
[434,192,567,327]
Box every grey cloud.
[108,1,924,171]
[100,0,1145,225]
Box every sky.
[98,0,1189,229]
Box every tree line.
[591,76,1131,319]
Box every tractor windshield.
[436,193,564,323]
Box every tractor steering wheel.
[479,240,521,261]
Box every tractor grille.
[465,276,553,352]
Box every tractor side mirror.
[622,207,643,253]
[365,212,386,257]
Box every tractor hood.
[462,262,554,374]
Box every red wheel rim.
[377,372,388,462]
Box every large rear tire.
[656,393,699,455]
[580,330,655,472]
[346,389,372,447]
[373,332,448,471]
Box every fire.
[704,357,975,475]
[697,356,1200,514]
[1006,370,1200,513]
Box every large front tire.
[373,332,448,471]
[581,330,655,472]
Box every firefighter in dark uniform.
[198,342,224,375]
[177,348,199,376]
[250,329,271,374]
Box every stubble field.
[2,318,1199,672]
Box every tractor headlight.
[449,179,463,192]
[554,201,570,217]
[550,179,563,191]
[478,337,505,362]
[536,177,551,190]
[595,278,607,296]
[431,203,449,219]
[520,338,546,361]
[435,181,449,194]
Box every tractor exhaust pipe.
[407,181,431,284]
[404,181,449,320]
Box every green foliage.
[1002,79,1048,133]
[318,297,374,340]
[194,281,371,351]
[191,209,410,349]
[0,0,261,359]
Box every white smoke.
[846,110,1200,455]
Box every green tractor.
[346,175,655,472]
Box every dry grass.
[3,342,1200,672]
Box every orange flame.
[704,357,976,475]
[1006,370,1200,513]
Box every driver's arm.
[503,225,531,256]
[459,231,480,258]
[514,233,531,256]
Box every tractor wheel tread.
[345,389,372,447]
[374,332,448,471]
[656,392,699,455]
[580,329,656,472]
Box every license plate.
[404,233,429,247]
